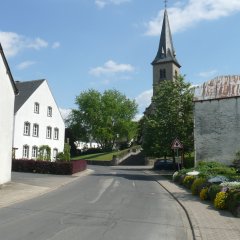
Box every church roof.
[14,79,45,113]
[0,43,18,95]
[152,9,181,67]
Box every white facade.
[0,45,17,184]
[13,80,65,161]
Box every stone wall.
[194,97,240,165]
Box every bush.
[200,187,209,201]
[183,154,195,169]
[12,159,87,175]
[57,143,71,161]
[191,178,208,195]
[183,175,196,189]
[214,192,228,209]
[208,184,222,202]
[226,189,240,217]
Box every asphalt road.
[0,166,191,240]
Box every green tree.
[68,89,138,151]
[142,75,194,159]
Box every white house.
[0,44,18,184]
[13,79,65,161]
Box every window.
[54,128,59,140]
[53,148,58,161]
[23,145,29,159]
[34,102,39,114]
[160,69,166,80]
[32,146,38,159]
[46,126,52,139]
[33,124,39,137]
[47,106,52,117]
[23,122,31,136]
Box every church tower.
[152,8,181,96]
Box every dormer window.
[47,106,52,117]
[160,69,166,80]
[34,102,39,114]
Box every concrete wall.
[13,81,65,161]
[194,97,240,165]
[0,56,15,184]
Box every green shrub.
[191,178,208,195]
[183,153,195,169]
[214,192,228,209]
[200,187,209,201]
[208,184,222,202]
[183,175,196,189]
[226,189,240,217]
[57,143,71,162]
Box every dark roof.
[152,9,181,67]
[0,43,18,94]
[14,79,45,113]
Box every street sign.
[171,138,183,149]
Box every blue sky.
[1,0,240,120]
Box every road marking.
[89,178,114,204]
[132,181,136,187]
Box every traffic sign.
[171,138,183,149]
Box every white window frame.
[34,102,39,114]
[23,122,31,136]
[46,126,52,139]
[47,106,52,117]
[54,128,59,140]
[23,145,29,159]
[32,146,38,159]
[33,124,39,137]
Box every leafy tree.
[68,89,138,151]
[142,75,194,159]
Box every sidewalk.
[146,170,240,240]
[0,169,93,208]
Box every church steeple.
[151,7,181,96]
[152,9,180,67]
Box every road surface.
[0,166,191,240]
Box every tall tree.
[68,89,138,151]
[142,75,194,158]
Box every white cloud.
[52,41,60,49]
[145,0,240,36]
[135,89,153,109]
[198,69,218,78]
[95,0,131,9]
[0,31,49,57]
[59,108,72,121]
[27,37,48,50]
[89,60,135,76]
[17,61,36,70]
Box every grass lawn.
[71,151,120,161]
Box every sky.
[1,0,240,120]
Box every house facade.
[13,79,65,161]
[0,44,18,184]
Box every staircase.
[119,151,145,166]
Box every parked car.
[153,159,177,170]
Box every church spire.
[152,9,180,67]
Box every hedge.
[12,159,87,175]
